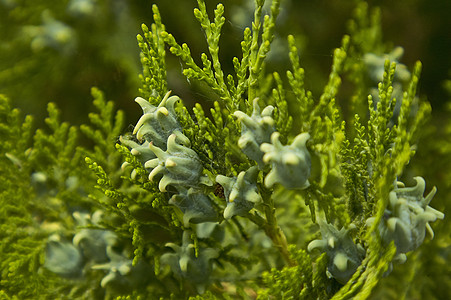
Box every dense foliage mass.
[1,0,449,299]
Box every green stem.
[246,191,296,266]
[247,1,263,102]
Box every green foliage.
[1,0,449,299]
[81,87,126,171]
[258,247,317,299]
[0,96,49,298]
[137,5,167,104]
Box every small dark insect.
[213,183,225,199]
